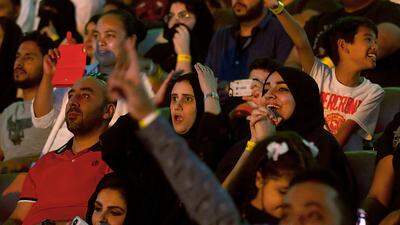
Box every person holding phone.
[217,66,355,207]
[227,57,280,143]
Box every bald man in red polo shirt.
[5,76,116,225]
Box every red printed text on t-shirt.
[321,92,362,134]
[321,92,362,115]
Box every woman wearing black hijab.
[164,64,229,170]
[140,64,229,225]
[100,63,228,225]
[0,17,22,112]
[217,66,355,205]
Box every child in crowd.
[265,0,384,150]
[239,132,317,225]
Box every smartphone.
[71,216,89,225]
[228,79,253,97]
[52,44,87,87]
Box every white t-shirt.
[31,67,154,155]
[16,0,40,33]
[0,101,51,161]
[309,58,384,150]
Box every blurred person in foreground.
[280,169,357,225]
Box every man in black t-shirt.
[287,0,400,87]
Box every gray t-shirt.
[0,100,51,161]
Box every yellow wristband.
[269,1,285,15]
[49,33,60,41]
[177,54,192,62]
[139,110,160,129]
[245,140,257,152]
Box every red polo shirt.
[19,140,111,225]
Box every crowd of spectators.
[0,0,399,225]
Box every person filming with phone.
[217,64,355,207]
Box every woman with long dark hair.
[145,0,214,73]
[86,173,130,225]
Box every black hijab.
[165,72,204,148]
[269,66,325,136]
[0,17,22,112]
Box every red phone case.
[52,44,86,87]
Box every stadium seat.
[375,87,400,133]
[344,150,376,203]
[0,173,26,222]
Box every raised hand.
[153,70,181,106]
[108,37,141,95]
[173,25,191,55]
[43,54,57,80]
[107,38,156,121]
[195,63,221,114]
[41,48,61,82]
[248,107,276,143]
[194,63,218,94]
